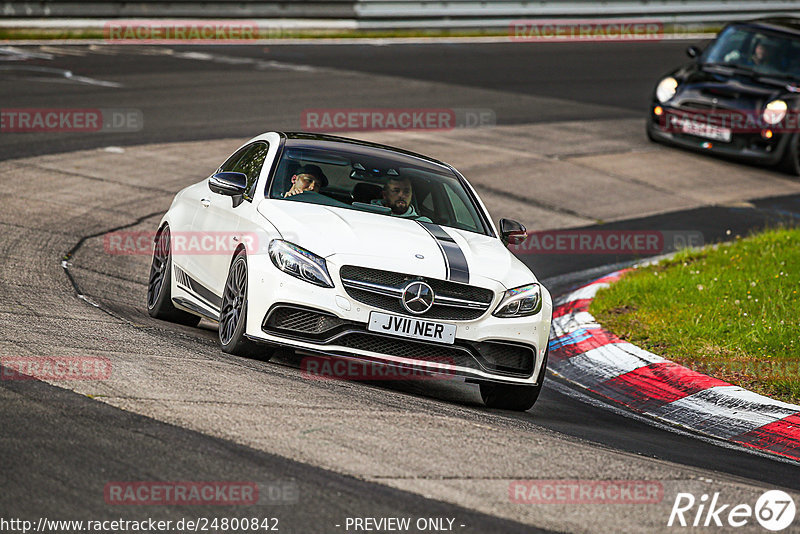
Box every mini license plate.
[678,118,732,142]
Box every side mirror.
[209,172,247,196]
[500,218,527,246]
[686,45,701,58]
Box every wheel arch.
[230,243,248,268]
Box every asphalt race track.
[2,41,800,533]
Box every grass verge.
[590,227,800,404]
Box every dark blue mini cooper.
[647,18,800,175]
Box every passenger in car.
[284,164,328,197]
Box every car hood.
[672,63,793,109]
[257,199,535,289]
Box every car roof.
[277,132,454,174]
[735,17,800,37]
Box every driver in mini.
[750,41,771,66]
[724,35,775,67]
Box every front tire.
[645,113,660,143]
[480,347,548,411]
[219,250,269,359]
[147,225,201,327]
[778,132,800,176]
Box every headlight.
[268,240,333,288]
[656,77,678,103]
[493,283,542,318]
[763,99,787,125]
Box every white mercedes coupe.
[147,132,552,410]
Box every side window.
[421,189,435,212]
[219,146,250,172]
[236,143,270,196]
[789,42,800,77]
[444,183,474,227]
[219,142,270,198]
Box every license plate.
[677,118,732,142]
[368,312,456,345]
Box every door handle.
[200,198,211,208]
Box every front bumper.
[244,255,552,386]
[647,105,793,166]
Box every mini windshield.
[702,25,800,80]
[267,145,490,236]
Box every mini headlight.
[763,99,788,125]
[268,240,334,288]
[493,283,542,318]
[656,77,678,103]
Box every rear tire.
[219,250,271,360]
[480,346,548,411]
[147,225,201,327]
[778,132,800,176]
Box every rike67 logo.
[668,490,796,531]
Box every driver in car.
[724,36,774,67]
[284,164,328,197]
[373,176,425,219]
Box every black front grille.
[339,265,494,321]
[263,306,345,336]
[341,266,406,287]
[343,287,485,321]
[332,332,478,370]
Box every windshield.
[267,145,490,236]
[702,25,800,80]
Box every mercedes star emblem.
[401,281,435,315]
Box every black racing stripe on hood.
[417,221,469,284]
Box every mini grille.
[678,101,715,110]
[676,101,745,116]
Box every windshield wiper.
[754,71,800,84]
[702,62,756,75]
[702,62,800,83]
